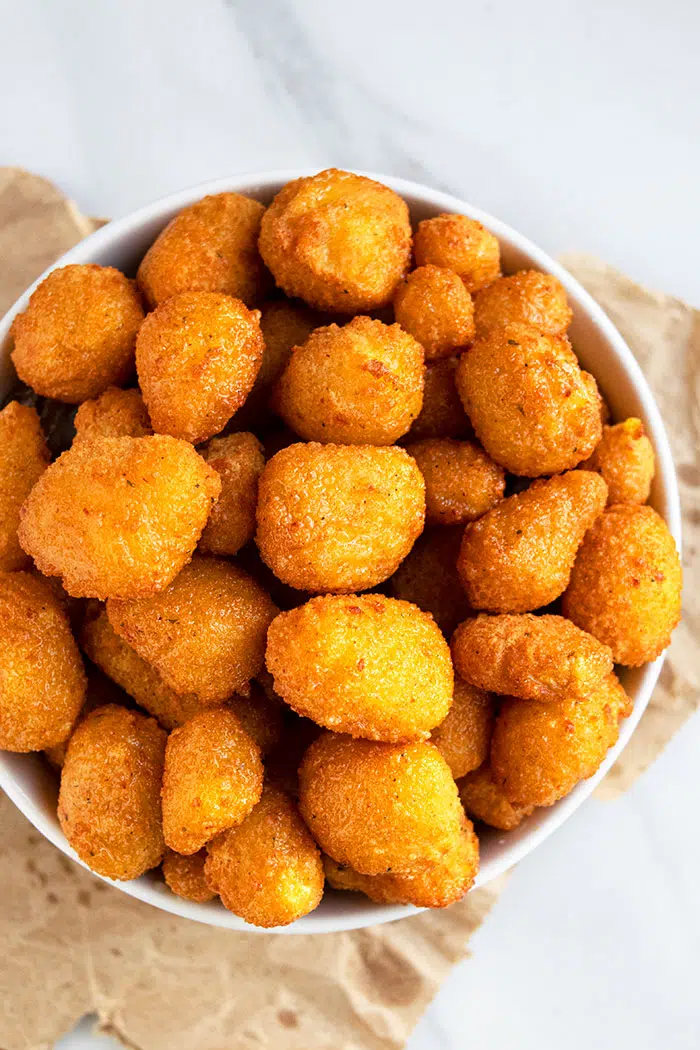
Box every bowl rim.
[0,168,682,934]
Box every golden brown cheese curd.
[18,435,220,600]
[430,678,495,780]
[0,402,49,571]
[389,526,472,637]
[490,673,627,808]
[273,316,425,445]
[562,504,681,666]
[136,291,264,445]
[451,613,613,703]
[198,432,265,556]
[107,556,277,703]
[226,682,284,757]
[205,783,324,927]
[456,323,602,476]
[458,471,608,613]
[258,169,411,313]
[137,192,270,309]
[0,571,86,751]
[473,270,572,337]
[581,418,655,505]
[406,438,505,526]
[58,704,166,879]
[408,357,473,441]
[162,848,216,903]
[458,765,534,831]
[413,214,501,294]
[265,594,453,742]
[323,818,479,908]
[255,443,425,593]
[298,733,464,876]
[11,264,144,403]
[162,706,263,855]
[73,386,152,441]
[393,265,475,359]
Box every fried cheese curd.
[226,682,284,757]
[137,192,270,308]
[490,672,630,808]
[0,402,49,570]
[198,432,265,556]
[107,556,278,704]
[161,706,263,855]
[73,386,152,441]
[0,571,86,751]
[136,291,264,444]
[413,214,501,294]
[451,613,614,703]
[406,437,505,526]
[458,765,534,831]
[11,264,144,403]
[407,357,473,441]
[18,435,220,600]
[258,169,412,313]
[562,504,681,666]
[273,316,425,445]
[458,471,608,613]
[393,265,475,359]
[429,678,495,779]
[581,418,655,505]
[265,594,453,742]
[473,270,572,337]
[58,704,166,879]
[456,323,602,476]
[298,733,464,876]
[389,526,472,637]
[205,782,324,927]
[255,443,425,593]
[323,817,479,908]
[162,848,216,903]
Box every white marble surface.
[2,1,699,1048]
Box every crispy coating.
[42,666,128,770]
[323,817,479,908]
[406,438,505,526]
[137,192,270,309]
[258,169,411,313]
[393,265,475,359]
[490,673,626,808]
[389,526,471,637]
[458,765,534,831]
[458,471,608,613]
[562,505,681,666]
[255,443,425,593]
[226,682,284,757]
[11,264,144,403]
[0,571,86,751]
[18,435,220,600]
[136,292,264,444]
[273,316,425,445]
[107,556,277,704]
[73,387,152,441]
[58,704,166,879]
[205,782,324,927]
[198,433,265,556]
[298,733,464,876]
[265,594,453,742]
[0,402,49,570]
[162,706,263,854]
[408,357,473,441]
[413,214,501,294]
[473,270,572,337]
[430,678,495,779]
[456,323,602,476]
[581,418,655,505]
[451,613,613,703]
[162,848,216,902]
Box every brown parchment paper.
[0,169,697,1050]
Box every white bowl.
[0,170,682,934]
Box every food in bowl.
[0,168,682,929]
